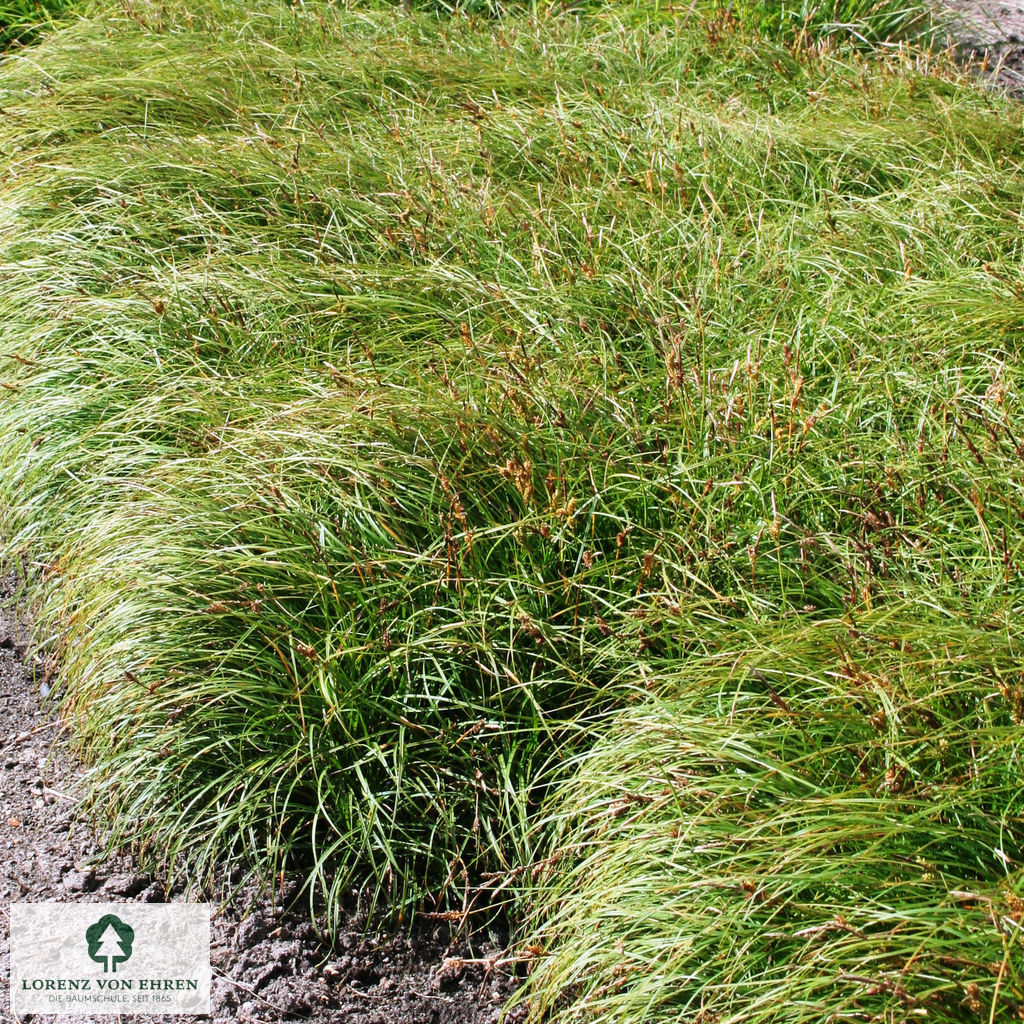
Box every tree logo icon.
[85,914,135,973]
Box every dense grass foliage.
[386,0,935,44]
[0,0,77,49]
[519,618,1024,1021]
[713,0,936,44]
[0,0,1022,1019]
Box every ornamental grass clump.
[518,615,1024,1022]
[0,0,1022,1016]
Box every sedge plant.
[0,0,1021,1018]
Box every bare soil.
[0,575,527,1024]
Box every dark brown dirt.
[0,574,528,1024]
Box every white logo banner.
[10,902,211,1015]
